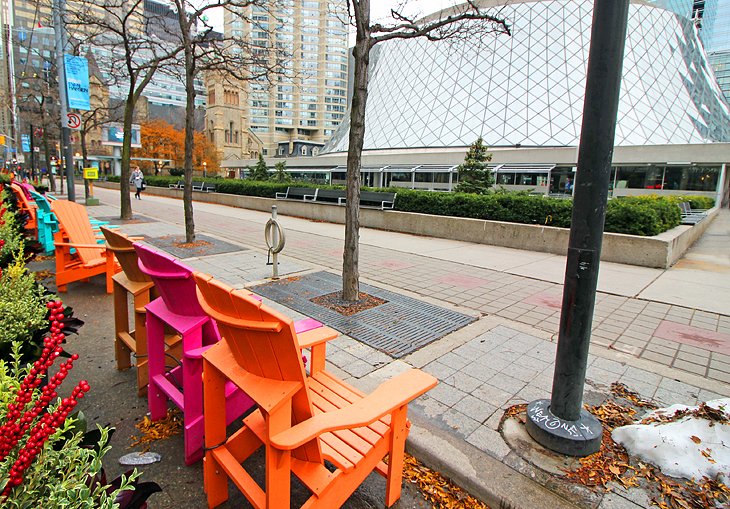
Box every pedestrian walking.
[130,166,145,200]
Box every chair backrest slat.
[133,243,204,316]
[28,190,52,215]
[101,227,150,283]
[193,272,323,463]
[50,199,104,263]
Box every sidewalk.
[75,186,730,508]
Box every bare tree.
[339,1,510,302]
[68,0,182,219]
[13,25,61,192]
[159,0,286,242]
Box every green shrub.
[0,204,24,268]
[677,195,715,210]
[103,174,696,236]
[611,195,681,231]
[0,257,51,361]
[605,199,663,236]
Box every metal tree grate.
[251,272,475,358]
[145,234,247,259]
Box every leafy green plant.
[677,195,715,210]
[0,256,51,362]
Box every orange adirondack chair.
[51,200,120,293]
[101,226,181,396]
[9,182,38,236]
[194,273,438,509]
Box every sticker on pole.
[64,112,82,130]
[83,167,98,180]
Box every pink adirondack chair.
[134,243,326,465]
[133,243,257,464]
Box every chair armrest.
[54,242,107,249]
[296,326,338,349]
[186,344,213,359]
[270,369,437,450]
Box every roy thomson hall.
[222,0,730,204]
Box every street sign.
[33,147,40,152]
[64,112,82,130]
[21,134,31,152]
[83,167,98,180]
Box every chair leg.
[133,292,151,396]
[265,403,292,508]
[113,283,131,371]
[183,326,204,465]
[146,313,168,421]
[385,405,409,507]
[204,360,229,508]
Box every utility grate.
[251,271,475,358]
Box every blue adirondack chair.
[28,190,59,254]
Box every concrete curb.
[405,409,581,509]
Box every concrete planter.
[98,182,716,268]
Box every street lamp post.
[203,161,207,178]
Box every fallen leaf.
[690,435,701,444]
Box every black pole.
[526,0,630,457]
[29,124,35,178]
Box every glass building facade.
[324,0,730,153]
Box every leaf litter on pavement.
[505,382,730,508]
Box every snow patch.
[612,398,730,482]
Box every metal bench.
[337,191,397,209]
[313,188,346,204]
[275,186,318,201]
[168,180,184,189]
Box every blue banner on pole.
[21,134,31,153]
[64,54,90,111]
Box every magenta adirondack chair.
[133,243,257,464]
[133,243,326,465]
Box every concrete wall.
[99,182,715,268]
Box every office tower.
[207,0,349,160]
[698,0,730,102]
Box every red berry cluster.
[0,300,90,498]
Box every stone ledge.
[97,182,716,269]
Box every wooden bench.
[195,273,437,509]
[275,186,317,201]
[339,191,397,210]
[50,200,121,293]
[312,188,346,204]
[168,180,184,189]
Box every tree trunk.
[342,0,371,302]
[120,92,135,219]
[183,42,196,243]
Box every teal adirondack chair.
[28,190,59,254]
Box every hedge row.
[106,175,714,237]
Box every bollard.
[264,205,286,279]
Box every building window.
[301,146,308,155]
[208,89,215,105]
